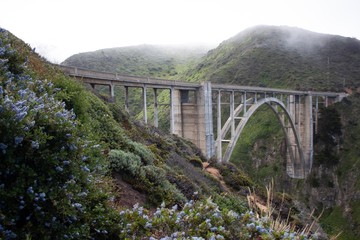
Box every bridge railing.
[58,65,201,90]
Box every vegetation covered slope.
[61,25,360,238]
[180,26,360,239]
[0,27,322,239]
[183,25,360,91]
[62,44,209,78]
[184,26,360,239]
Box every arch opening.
[219,97,306,178]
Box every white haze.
[1,0,359,63]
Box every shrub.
[0,28,117,239]
[109,149,142,176]
[117,197,317,239]
[188,156,204,168]
[128,140,155,165]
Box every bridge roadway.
[59,65,345,179]
[59,65,341,97]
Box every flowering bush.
[0,28,117,239]
[117,197,315,239]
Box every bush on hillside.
[0,28,118,239]
[109,149,186,206]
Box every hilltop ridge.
[62,44,210,78]
[183,25,360,91]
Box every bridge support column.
[199,82,215,158]
[287,94,313,177]
[142,86,147,124]
[125,87,129,113]
[172,89,182,136]
[217,90,222,161]
[110,84,115,99]
[171,82,214,158]
[153,89,158,128]
[302,95,313,173]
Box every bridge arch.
[220,97,306,178]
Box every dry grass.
[246,179,338,238]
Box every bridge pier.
[153,89,159,128]
[172,83,215,158]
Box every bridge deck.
[59,65,343,97]
[59,65,200,90]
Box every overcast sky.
[1,0,359,63]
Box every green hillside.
[62,44,209,78]
[183,25,360,91]
[182,25,360,239]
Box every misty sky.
[1,0,359,63]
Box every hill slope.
[182,25,360,239]
[183,25,360,91]
[62,44,209,78]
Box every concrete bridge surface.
[59,65,346,179]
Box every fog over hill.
[183,25,360,91]
[62,44,211,78]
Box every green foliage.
[0,29,118,239]
[109,149,142,176]
[62,44,209,79]
[127,140,155,165]
[117,197,317,239]
[108,149,186,206]
[212,162,255,191]
[183,25,360,91]
[188,156,204,168]
[213,193,248,214]
[321,206,356,240]
[230,105,284,183]
[52,75,91,122]
[316,107,342,146]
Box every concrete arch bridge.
[59,65,345,179]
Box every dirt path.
[202,162,230,192]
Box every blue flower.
[0,143,7,153]
[27,186,34,194]
[18,89,27,98]
[82,166,90,172]
[55,166,63,172]
[4,230,17,239]
[14,136,23,145]
[246,222,255,229]
[31,141,39,149]
[72,203,82,210]
[15,111,27,121]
